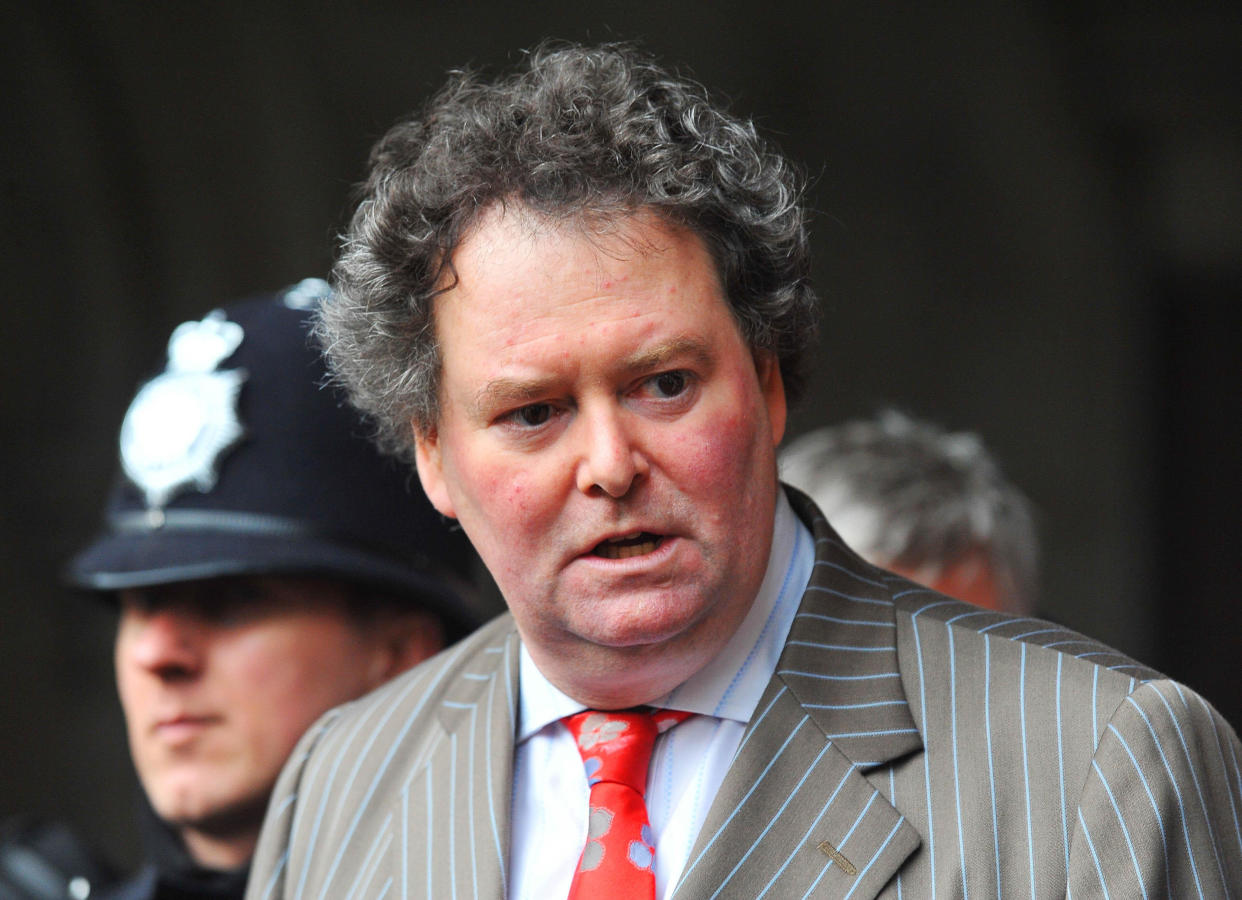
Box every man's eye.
[513,404,553,427]
[650,371,689,398]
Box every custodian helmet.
[66,278,496,637]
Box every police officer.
[45,279,495,900]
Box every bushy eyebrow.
[469,376,561,421]
[468,335,715,421]
[623,335,714,375]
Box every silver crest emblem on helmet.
[120,310,247,509]
[280,276,331,310]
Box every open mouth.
[593,532,662,560]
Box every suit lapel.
[674,493,923,899]
[395,619,521,900]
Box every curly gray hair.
[318,41,818,460]
[780,410,1040,614]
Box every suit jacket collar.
[407,616,520,899]
[776,489,923,771]
[673,489,923,899]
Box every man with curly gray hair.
[249,43,1242,900]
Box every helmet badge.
[119,311,247,509]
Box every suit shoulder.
[247,613,518,899]
[322,612,518,738]
[786,486,1162,717]
[1073,676,1242,893]
[265,613,517,795]
[888,584,1166,746]
[891,587,1160,685]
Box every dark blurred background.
[3,0,1239,871]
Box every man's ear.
[755,351,787,446]
[413,422,456,519]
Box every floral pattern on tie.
[628,823,655,871]
[562,708,692,899]
[580,807,613,871]
[575,712,631,750]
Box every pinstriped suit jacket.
[247,490,1242,898]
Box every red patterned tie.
[563,708,692,899]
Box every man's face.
[415,209,786,707]
[115,576,437,864]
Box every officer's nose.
[117,597,205,682]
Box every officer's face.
[115,576,440,867]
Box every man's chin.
[574,614,718,675]
[572,614,700,654]
[578,590,720,650]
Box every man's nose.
[123,608,205,680]
[574,406,648,498]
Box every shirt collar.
[518,490,814,740]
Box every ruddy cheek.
[677,412,753,481]
[472,463,544,532]
[491,469,531,513]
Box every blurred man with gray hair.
[780,410,1037,614]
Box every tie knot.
[563,709,690,794]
